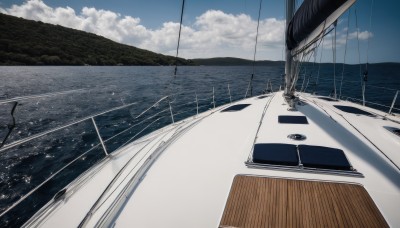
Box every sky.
[0,0,399,63]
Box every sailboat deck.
[24,91,400,227]
[220,175,388,228]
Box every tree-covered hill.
[0,13,193,66]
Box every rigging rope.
[361,0,374,104]
[355,9,366,105]
[290,51,307,93]
[300,52,314,92]
[339,10,351,99]
[163,0,185,106]
[332,21,337,99]
[0,102,17,149]
[315,36,325,93]
[249,0,263,97]
[355,9,362,85]
[174,0,185,76]
[366,0,374,71]
[303,46,318,92]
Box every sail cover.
[286,0,354,51]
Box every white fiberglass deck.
[26,91,400,227]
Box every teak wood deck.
[219,175,388,228]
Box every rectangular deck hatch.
[278,115,308,124]
[318,97,338,101]
[221,104,250,112]
[253,143,298,166]
[220,175,388,228]
[298,145,352,170]
[249,144,358,174]
[334,105,374,116]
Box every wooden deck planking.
[219,175,388,228]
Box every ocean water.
[0,64,399,226]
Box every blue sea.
[0,64,399,226]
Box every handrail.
[0,101,137,153]
[343,96,391,108]
[0,88,87,105]
[306,74,399,114]
[134,96,168,119]
[104,108,170,144]
[0,95,181,154]
[342,95,400,112]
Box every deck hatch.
[317,97,338,101]
[248,144,360,176]
[253,143,298,166]
[221,104,250,112]
[384,126,400,137]
[334,105,374,116]
[278,115,308,124]
[220,175,388,228]
[298,145,352,170]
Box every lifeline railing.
[300,76,400,115]
[0,80,278,221]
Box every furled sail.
[286,0,356,54]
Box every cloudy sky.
[0,0,399,63]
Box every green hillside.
[0,13,193,66]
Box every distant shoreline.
[1,61,398,67]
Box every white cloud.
[321,28,373,50]
[1,0,150,44]
[349,31,373,40]
[0,0,286,60]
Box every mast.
[284,0,295,98]
[284,0,356,100]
